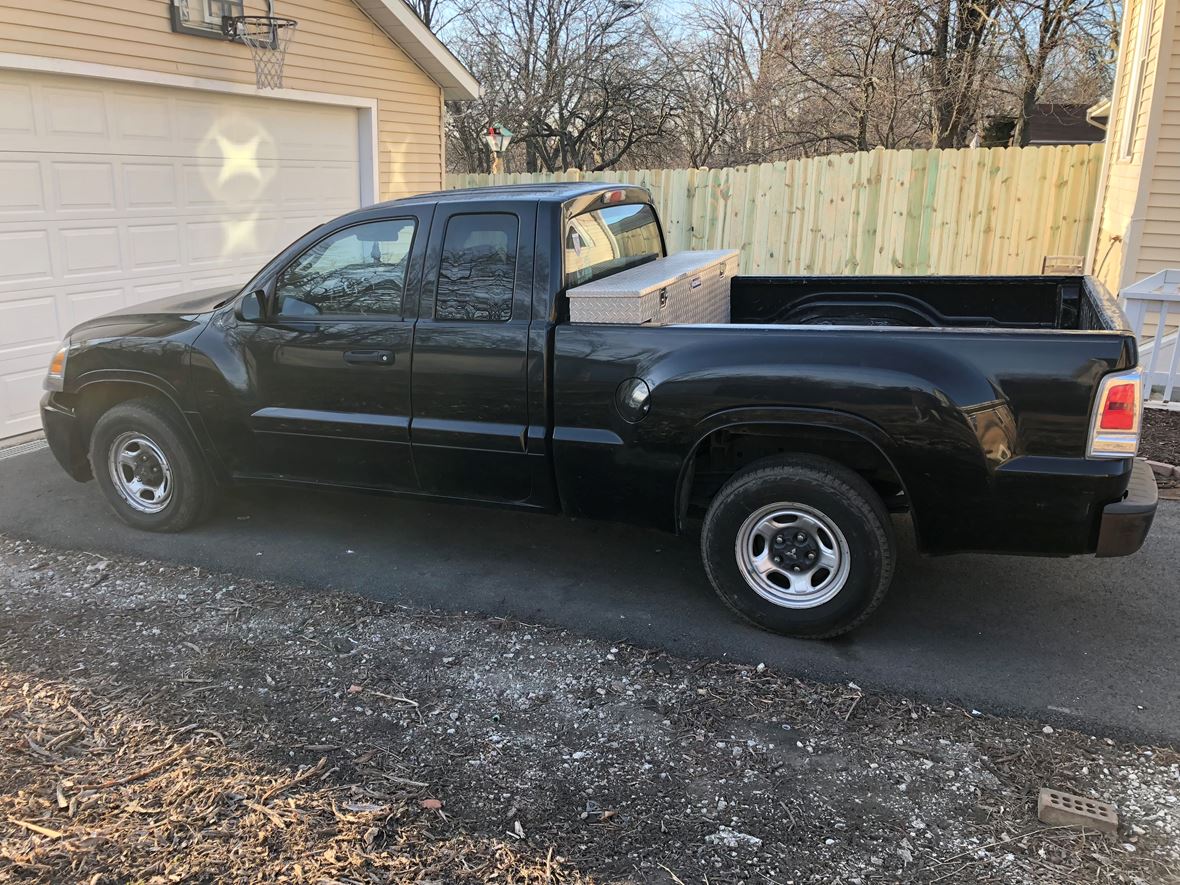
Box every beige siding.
[1092,0,1176,293]
[0,0,445,198]
[1139,0,1180,277]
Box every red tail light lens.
[1088,368,1142,458]
[1100,381,1137,430]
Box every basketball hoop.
[223,15,298,90]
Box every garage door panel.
[131,278,187,303]
[0,230,53,284]
[0,296,57,348]
[124,163,179,209]
[52,162,118,212]
[60,227,122,277]
[111,91,174,143]
[1,365,49,436]
[127,224,182,271]
[0,70,362,439]
[65,287,126,329]
[182,161,270,206]
[0,79,35,137]
[42,84,109,140]
[0,161,45,215]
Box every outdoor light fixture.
[485,125,513,174]
[484,125,513,154]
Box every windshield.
[565,203,664,288]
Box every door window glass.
[435,213,518,321]
[275,219,416,318]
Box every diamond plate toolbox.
[567,250,740,325]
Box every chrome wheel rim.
[108,432,173,514]
[735,503,851,609]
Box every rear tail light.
[1087,367,1142,458]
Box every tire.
[88,398,215,532]
[701,455,895,638]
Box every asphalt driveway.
[1,444,1177,744]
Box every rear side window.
[565,203,663,288]
[435,213,518,321]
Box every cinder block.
[1037,787,1118,833]
[1145,460,1178,479]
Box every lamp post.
[484,125,513,175]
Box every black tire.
[88,398,215,532]
[701,455,895,638]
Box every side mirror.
[237,288,274,322]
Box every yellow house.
[0,0,478,439]
[1089,0,1180,293]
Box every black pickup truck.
[40,183,1157,637]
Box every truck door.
[220,214,425,490]
[410,203,538,502]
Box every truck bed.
[729,275,1123,332]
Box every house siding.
[0,0,445,198]
[1091,0,1169,293]
[1139,0,1180,277]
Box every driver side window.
[275,218,416,319]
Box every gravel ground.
[0,535,1177,884]
[1143,409,1180,489]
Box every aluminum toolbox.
[567,249,740,325]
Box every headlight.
[44,343,69,392]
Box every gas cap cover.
[615,377,652,423]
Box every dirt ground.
[1143,409,1180,489]
[0,535,1177,884]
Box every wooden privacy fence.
[447,144,1105,276]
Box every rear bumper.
[40,393,92,482]
[1095,459,1157,557]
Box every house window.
[1119,0,1155,160]
[169,0,244,38]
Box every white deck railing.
[1121,270,1180,405]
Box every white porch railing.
[1121,270,1180,406]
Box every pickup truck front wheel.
[701,457,895,638]
[88,399,215,532]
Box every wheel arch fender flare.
[72,371,222,480]
[673,406,912,532]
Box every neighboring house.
[0,0,478,440]
[1023,103,1106,145]
[1088,0,1180,296]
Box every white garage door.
[0,70,363,439]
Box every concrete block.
[1145,460,1177,479]
[1037,787,1118,833]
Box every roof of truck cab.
[380,182,644,207]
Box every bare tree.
[1002,0,1114,143]
[777,0,927,153]
[439,0,1117,171]
[905,0,1004,148]
[445,0,677,172]
[402,0,470,34]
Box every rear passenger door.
[410,203,537,502]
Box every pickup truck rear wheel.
[88,398,214,532]
[701,456,895,638]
